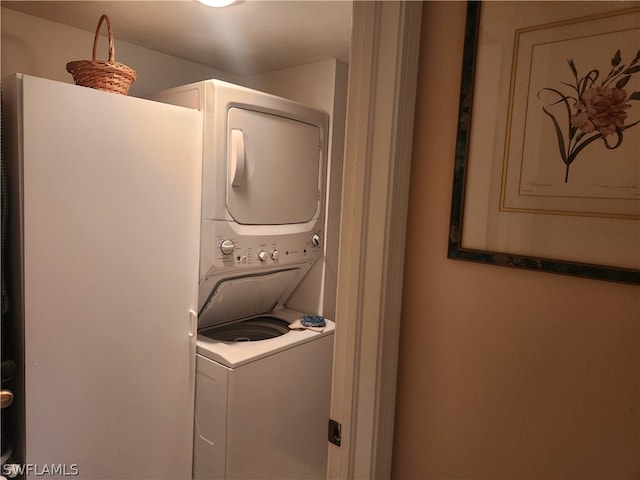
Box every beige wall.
[1,7,236,95]
[392,3,639,479]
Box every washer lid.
[198,268,303,329]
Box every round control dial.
[220,239,235,255]
[270,249,280,260]
[311,234,321,247]
[258,251,269,262]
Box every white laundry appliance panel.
[197,221,323,309]
[3,74,202,479]
[147,79,328,226]
[226,106,321,225]
[197,306,334,368]
[147,79,329,280]
[193,313,335,480]
[197,262,313,329]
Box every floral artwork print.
[538,49,640,182]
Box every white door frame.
[328,2,423,479]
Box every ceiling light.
[198,0,237,7]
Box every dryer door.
[226,107,322,225]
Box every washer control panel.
[216,232,322,265]
[199,220,324,278]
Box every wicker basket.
[66,14,137,95]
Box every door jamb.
[328,2,423,478]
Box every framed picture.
[448,1,640,284]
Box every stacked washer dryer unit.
[149,80,334,480]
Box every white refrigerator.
[3,74,202,479]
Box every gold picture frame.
[448,1,640,284]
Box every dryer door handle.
[229,129,245,187]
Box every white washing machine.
[193,267,334,480]
[148,80,333,479]
[194,328,334,479]
[193,298,334,480]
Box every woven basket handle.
[92,14,115,63]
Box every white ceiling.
[2,0,353,75]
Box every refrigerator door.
[14,75,202,479]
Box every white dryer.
[148,79,329,302]
[148,80,333,479]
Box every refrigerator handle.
[189,310,197,337]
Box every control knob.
[258,251,269,262]
[270,249,280,260]
[311,234,321,247]
[220,239,235,255]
